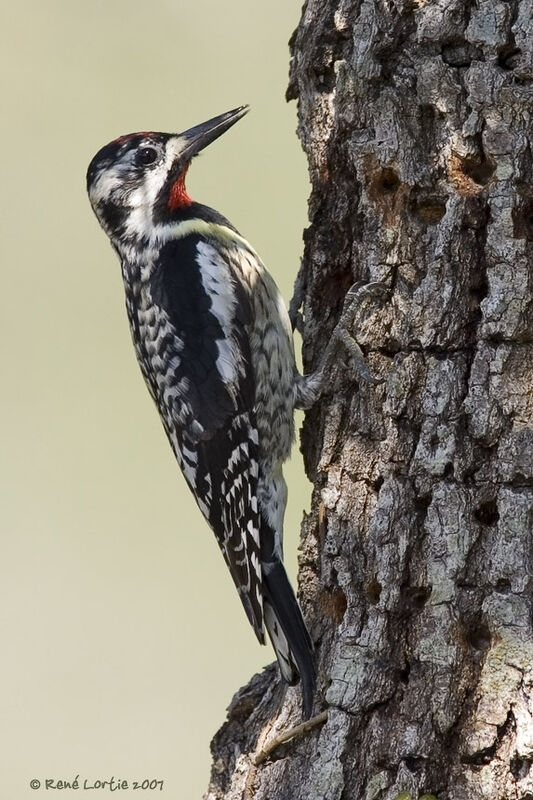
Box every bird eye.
[137,146,158,166]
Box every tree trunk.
[205,1,533,798]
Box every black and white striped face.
[86,106,249,243]
[87,131,182,240]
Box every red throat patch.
[168,165,192,209]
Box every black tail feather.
[262,559,316,719]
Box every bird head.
[86,105,249,242]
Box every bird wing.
[149,232,265,641]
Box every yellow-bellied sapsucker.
[87,106,382,719]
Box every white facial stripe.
[123,140,177,237]
[89,135,189,240]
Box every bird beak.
[176,106,249,160]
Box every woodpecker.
[87,106,383,719]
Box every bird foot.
[294,279,389,409]
[332,280,389,385]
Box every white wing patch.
[196,241,243,394]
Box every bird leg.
[295,281,389,410]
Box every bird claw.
[333,280,389,385]
[293,279,389,410]
[344,280,390,304]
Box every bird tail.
[262,559,316,719]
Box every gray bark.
[205,1,533,798]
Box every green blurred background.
[1,2,309,797]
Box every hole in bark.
[498,43,521,70]
[415,492,432,514]
[443,462,455,478]
[410,196,447,224]
[449,152,495,195]
[510,755,532,780]
[313,66,337,93]
[474,500,499,526]
[365,577,382,605]
[466,621,491,651]
[372,475,384,492]
[377,167,400,194]
[320,588,347,624]
[462,155,495,186]
[404,585,432,611]
[513,197,533,240]
[399,662,410,683]
[495,578,511,593]
[462,745,497,766]
[463,196,490,230]
[442,40,476,67]
[404,756,425,772]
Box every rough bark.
[205,1,533,799]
